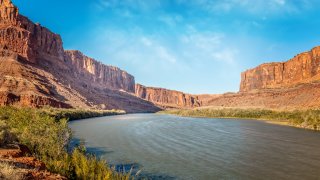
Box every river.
[69,114,320,180]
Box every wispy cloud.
[80,0,320,93]
[187,0,301,15]
[95,0,162,11]
[179,28,238,65]
[158,14,183,27]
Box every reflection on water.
[69,114,320,180]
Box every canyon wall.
[0,0,135,93]
[199,46,320,110]
[0,0,158,112]
[64,50,135,93]
[0,0,64,62]
[240,47,320,92]
[135,84,201,108]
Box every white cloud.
[212,49,238,64]
[274,0,286,5]
[94,29,178,69]
[179,31,238,65]
[95,0,162,11]
[141,37,153,46]
[93,0,316,18]
[158,15,183,27]
[86,25,240,82]
[156,46,177,63]
[176,0,309,15]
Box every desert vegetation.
[41,107,125,121]
[162,108,320,130]
[0,107,132,180]
[0,161,23,180]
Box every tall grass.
[40,107,126,121]
[0,106,132,180]
[0,161,23,180]
[162,108,320,130]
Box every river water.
[69,114,320,180]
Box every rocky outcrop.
[0,0,64,62]
[135,84,201,108]
[64,50,135,92]
[240,47,320,92]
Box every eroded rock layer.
[135,84,201,108]
[202,83,320,110]
[240,47,320,92]
[0,0,64,62]
[64,50,135,93]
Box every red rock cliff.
[0,0,64,62]
[240,46,320,92]
[64,50,135,93]
[135,84,201,108]
[0,0,158,112]
[0,0,135,93]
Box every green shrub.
[0,106,131,180]
[40,107,125,121]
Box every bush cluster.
[0,107,131,180]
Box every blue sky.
[13,0,320,94]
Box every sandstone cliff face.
[135,84,201,108]
[240,47,320,92]
[0,0,159,112]
[0,0,64,62]
[64,50,135,93]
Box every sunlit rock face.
[0,0,159,112]
[240,47,320,92]
[135,84,201,108]
[198,46,320,110]
[64,50,135,93]
[0,0,64,63]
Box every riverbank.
[0,144,66,179]
[160,108,320,131]
[40,107,126,121]
[0,106,132,180]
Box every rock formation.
[240,47,320,92]
[0,0,64,63]
[0,0,160,112]
[135,84,201,108]
[64,50,135,92]
[203,46,320,110]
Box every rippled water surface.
[69,114,320,180]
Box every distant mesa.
[135,84,201,109]
[240,47,320,92]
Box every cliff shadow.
[20,58,70,102]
